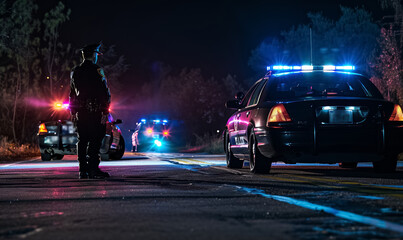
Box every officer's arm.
[97,68,111,113]
[69,70,78,115]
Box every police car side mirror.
[226,100,241,109]
[114,119,123,125]
[235,91,245,101]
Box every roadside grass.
[0,137,40,162]
[182,133,224,154]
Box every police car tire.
[249,131,271,174]
[373,153,397,173]
[41,152,52,161]
[225,133,243,169]
[110,136,125,160]
[101,153,109,161]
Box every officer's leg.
[88,123,109,178]
[76,120,90,179]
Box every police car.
[38,101,125,161]
[131,118,172,152]
[224,65,403,174]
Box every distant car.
[131,118,172,152]
[224,65,403,174]
[38,102,125,161]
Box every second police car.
[131,118,171,152]
[224,65,403,174]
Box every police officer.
[69,43,111,179]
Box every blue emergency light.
[267,65,355,72]
[154,139,162,147]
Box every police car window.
[247,79,266,107]
[240,82,259,108]
[264,73,380,101]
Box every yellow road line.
[261,175,343,189]
[172,158,212,165]
[169,158,213,166]
[261,173,403,199]
[289,174,403,191]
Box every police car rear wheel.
[110,136,125,160]
[225,133,243,169]
[249,131,271,174]
[101,153,109,161]
[41,152,52,161]
[373,153,397,173]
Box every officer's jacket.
[69,60,111,114]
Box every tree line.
[0,0,128,144]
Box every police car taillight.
[38,123,48,134]
[389,104,403,121]
[267,104,292,124]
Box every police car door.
[237,79,266,155]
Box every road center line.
[236,186,403,234]
[260,174,403,199]
[286,174,403,192]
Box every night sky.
[47,0,384,81]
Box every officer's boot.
[78,159,89,179]
[88,157,110,179]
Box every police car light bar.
[267,65,355,72]
[335,65,355,70]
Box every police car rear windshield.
[264,72,383,101]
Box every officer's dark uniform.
[69,43,111,179]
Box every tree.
[371,0,403,105]
[0,0,40,143]
[249,6,380,74]
[0,1,128,144]
[144,67,244,142]
[379,0,403,48]
[248,38,288,73]
[372,27,402,104]
[42,1,71,96]
[97,44,129,95]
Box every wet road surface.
[0,152,403,239]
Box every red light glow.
[38,123,47,133]
[54,102,63,110]
[146,128,153,136]
[163,130,169,136]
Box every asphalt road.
[1,152,403,240]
